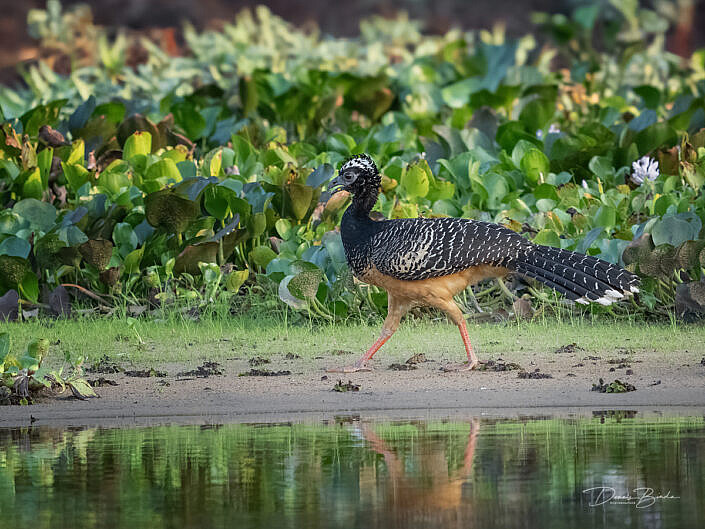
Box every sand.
[2,347,704,427]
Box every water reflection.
[0,415,703,528]
[356,419,480,527]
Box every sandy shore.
[2,347,704,428]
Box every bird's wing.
[370,217,531,280]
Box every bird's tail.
[513,245,639,305]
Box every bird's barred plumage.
[341,215,639,304]
[335,155,639,307]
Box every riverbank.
[2,316,703,427]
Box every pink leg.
[327,330,393,373]
[439,302,480,372]
[458,319,479,366]
[327,294,409,373]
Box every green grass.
[1,309,702,367]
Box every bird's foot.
[441,360,481,372]
[326,363,373,373]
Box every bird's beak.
[319,175,345,203]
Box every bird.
[325,154,640,373]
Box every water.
[1,413,703,528]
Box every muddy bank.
[2,347,704,428]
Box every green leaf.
[37,146,53,186]
[0,236,31,259]
[203,148,223,177]
[67,378,99,400]
[286,184,314,220]
[633,86,661,109]
[0,160,20,181]
[287,268,323,299]
[250,246,277,268]
[532,229,561,247]
[275,218,293,239]
[681,162,705,191]
[204,186,236,220]
[306,163,334,188]
[22,168,44,199]
[173,102,206,139]
[593,206,617,228]
[20,100,66,136]
[69,96,97,131]
[536,198,557,212]
[145,189,200,234]
[588,156,614,180]
[635,122,676,155]
[94,101,126,124]
[651,215,700,246]
[628,109,657,132]
[401,163,430,198]
[520,149,550,185]
[145,158,181,181]
[62,162,90,191]
[13,199,56,232]
[123,247,144,275]
[278,275,307,310]
[19,271,39,303]
[113,223,138,257]
[225,269,249,292]
[249,212,267,238]
[441,78,482,108]
[0,332,10,364]
[519,97,554,132]
[67,139,85,165]
[573,4,599,29]
[0,256,30,288]
[123,131,152,162]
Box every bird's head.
[328,154,380,197]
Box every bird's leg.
[439,302,481,372]
[462,418,480,474]
[327,294,409,373]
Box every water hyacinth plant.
[631,156,660,185]
[0,1,703,322]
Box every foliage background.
[1,0,705,323]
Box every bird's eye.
[343,172,355,182]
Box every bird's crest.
[341,153,378,176]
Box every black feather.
[335,154,639,306]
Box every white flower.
[581,179,589,191]
[631,156,659,185]
[225,165,240,176]
[536,124,560,140]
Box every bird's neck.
[350,187,379,217]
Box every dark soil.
[239,369,292,377]
[389,363,417,371]
[479,359,523,372]
[177,361,223,378]
[518,369,553,379]
[248,357,270,367]
[553,343,585,354]
[591,378,637,393]
[88,377,119,387]
[333,380,360,392]
[124,368,167,377]
[405,353,428,364]
[86,355,122,374]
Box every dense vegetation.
[1,0,705,324]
